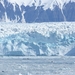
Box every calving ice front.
[0,22,75,56]
[0,0,75,22]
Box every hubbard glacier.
[0,0,75,75]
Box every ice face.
[0,22,75,56]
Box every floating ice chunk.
[27,72,32,75]
[19,73,22,75]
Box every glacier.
[0,22,75,56]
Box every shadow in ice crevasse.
[4,51,24,56]
[65,47,75,56]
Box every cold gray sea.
[0,56,75,75]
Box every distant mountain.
[0,0,75,23]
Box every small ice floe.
[19,73,22,75]
[27,72,32,75]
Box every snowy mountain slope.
[0,22,75,56]
[0,0,75,22]
[7,0,75,10]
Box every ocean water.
[0,56,75,75]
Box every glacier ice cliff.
[0,22,75,56]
